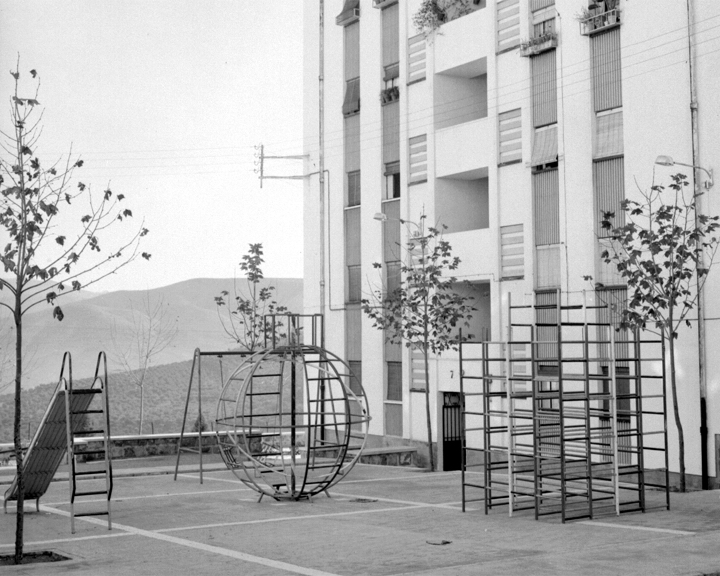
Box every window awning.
[342,78,360,117]
[531,124,558,167]
[336,0,360,26]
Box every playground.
[2,456,720,575]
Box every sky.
[0,1,305,292]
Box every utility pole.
[319,0,326,318]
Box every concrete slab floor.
[1,463,719,576]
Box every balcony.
[579,8,620,36]
[435,116,491,179]
[445,228,495,278]
[519,32,557,57]
[434,6,492,77]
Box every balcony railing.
[519,32,558,57]
[579,8,621,36]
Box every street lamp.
[655,155,714,189]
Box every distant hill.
[2,277,303,390]
[0,356,252,443]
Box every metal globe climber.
[215,343,370,500]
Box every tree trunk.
[138,382,144,435]
[423,345,435,472]
[668,334,686,491]
[13,312,24,564]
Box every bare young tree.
[112,292,177,435]
[215,243,289,352]
[0,63,150,563]
[599,173,719,491]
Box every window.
[498,109,522,165]
[342,78,360,117]
[532,6,555,37]
[533,169,559,246]
[501,224,524,279]
[382,3,399,82]
[593,157,625,237]
[531,51,557,127]
[386,361,402,401]
[345,207,361,303]
[591,28,622,112]
[382,101,400,173]
[384,161,400,199]
[385,260,401,296]
[347,171,361,207]
[408,134,427,185]
[496,0,520,53]
[407,34,426,84]
[348,361,362,395]
[382,199,401,263]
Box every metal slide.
[3,352,113,532]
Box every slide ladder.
[65,352,113,533]
[2,352,113,534]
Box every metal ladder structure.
[65,352,114,533]
[460,290,669,522]
[3,352,113,534]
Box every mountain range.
[1,277,303,392]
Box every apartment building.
[302,0,720,485]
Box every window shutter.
[384,402,403,436]
[532,51,557,127]
[386,361,403,400]
[533,169,559,246]
[531,124,558,167]
[347,265,361,302]
[348,360,362,395]
[382,199,401,262]
[594,109,623,159]
[382,101,400,164]
[382,3,399,69]
[345,207,361,266]
[531,0,554,11]
[408,134,427,184]
[592,28,622,112]
[344,22,360,80]
[499,109,522,165]
[593,157,625,237]
[501,224,524,279]
[344,114,360,174]
[346,306,362,361]
[407,34,426,83]
[535,245,561,289]
[496,0,520,53]
[386,260,401,296]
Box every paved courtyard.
[2,459,720,575]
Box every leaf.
[55,235,65,246]
[71,280,81,291]
[142,252,151,260]
[74,159,84,168]
[117,194,125,201]
[21,146,32,156]
[53,306,64,321]
[78,182,86,191]
[104,189,112,200]
[81,215,91,223]
[10,70,19,80]
[123,209,132,218]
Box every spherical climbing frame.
[214,317,370,501]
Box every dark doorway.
[442,392,463,471]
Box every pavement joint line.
[42,487,251,507]
[332,491,468,511]
[0,532,133,549]
[39,504,342,576]
[156,504,426,533]
[578,520,696,535]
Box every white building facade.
[303,0,720,486]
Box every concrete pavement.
[1,460,719,575]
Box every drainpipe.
[319,0,326,318]
[685,0,708,490]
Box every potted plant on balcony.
[413,0,447,37]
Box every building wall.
[304,0,720,478]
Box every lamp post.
[655,154,714,489]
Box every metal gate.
[442,392,463,471]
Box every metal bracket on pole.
[255,144,309,188]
